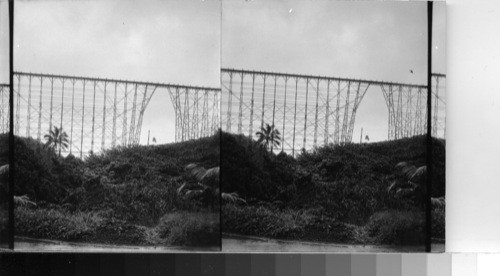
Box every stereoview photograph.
[11,0,221,251]
[220,0,446,252]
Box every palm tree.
[255,123,281,152]
[44,126,69,157]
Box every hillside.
[221,131,445,245]
[7,133,220,247]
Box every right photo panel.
[220,0,446,252]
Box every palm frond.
[202,167,220,187]
[409,166,427,183]
[387,181,398,193]
[265,124,272,132]
[14,194,37,207]
[431,197,445,208]
[396,162,417,179]
[61,141,70,149]
[177,182,205,196]
[185,189,204,199]
[0,164,8,181]
[395,162,408,169]
[177,183,188,195]
[221,192,247,204]
[185,163,208,181]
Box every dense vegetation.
[221,131,445,246]
[8,132,220,248]
[0,133,9,246]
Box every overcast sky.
[222,0,446,143]
[9,0,446,145]
[14,0,220,144]
[0,0,8,84]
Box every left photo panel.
[0,0,12,249]
[12,0,221,251]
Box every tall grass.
[155,212,219,246]
[15,206,104,241]
[222,204,354,242]
[365,210,425,245]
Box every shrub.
[366,210,424,245]
[15,206,100,241]
[220,132,303,202]
[13,137,62,202]
[222,204,354,243]
[15,206,148,245]
[71,178,200,226]
[93,216,146,245]
[155,212,219,246]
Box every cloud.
[14,0,221,144]
[222,0,444,142]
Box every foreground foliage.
[155,212,219,246]
[223,204,355,243]
[9,133,220,247]
[15,206,219,246]
[221,132,445,245]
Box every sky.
[7,0,446,145]
[0,0,9,84]
[14,0,220,144]
[222,0,446,143]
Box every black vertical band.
[8,0,15,250]
[426,0,434,253]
